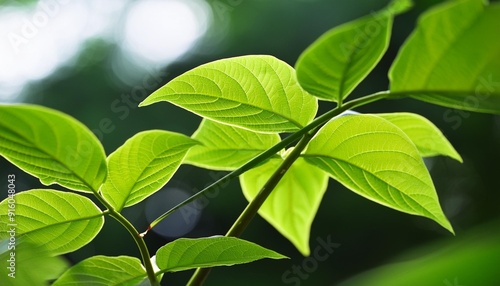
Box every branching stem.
[186,90,390,286]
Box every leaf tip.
[437,217,455,235]
[454,153,464,164]
[387,0,413,15]
[138,99,150,107]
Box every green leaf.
[101,130,197,211]
[295,0,412,102]
[155,236,287,272]
[139,55,318,133]
[0,104,107,193]
[375,113,462,162]
[0,240,68,286]
[303,114,453,233]
[53,256,147,286]
[240,157,329,256]
[185,119,281,170]
[0,189,105,255]
[389,0,500,114]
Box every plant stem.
[187,137,312,286]
[90,190,159,285]
[225,135,314,238]
[110,211,160,286]
[186,134,315,286]
[185,90,391,286]
[143,90,390,236]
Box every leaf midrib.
[2,211,104,236]
[0,118,100,193]
[112,144,192,211]
[155,82,304,129]
[302,155,438,218]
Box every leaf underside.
[140,55,318,133]
[303,114,453,233]
[155,237,287,273]
[100,130,197,211]
[0,189,105,255]
[186,119,281,170]
[53,256,147,286]
[240,157,329,256]
[375,112,462,162]
[0,105,107,192]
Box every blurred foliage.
[338,219,500,286]
[0,0,499,285]
[0,240,68,285]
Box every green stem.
[143,91,390,236]
[91,190,159,285]
[185,91,390,286]
[225,135,314,238]
[109,211,159,286]
[185,134,316,286]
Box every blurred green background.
[0,0,499,285]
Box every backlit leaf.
[240,157,329,256]
[0,104,107,192]
[140,55,318,133]
[101,130,197,211]
[376,113,462,162]
[185,119,281,170]
[296,0,412,102]
[0,189,105,255]
[53,256,147,286]
[303,114,453,233]
[155,236,287,272]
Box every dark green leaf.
[296,0,412,102]
[389,0,500,114]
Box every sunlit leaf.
[101,130,197,211]
[53,256,147,286]
[376,113,462,162]
[0,104,107,193]
[155,236,287,272]
[0,189,105,255]
[185,119,281,170]
[303,114,453,233]
[296,0,412,102]
[140,55,318,133]
[240,157,328,256]
[389,0,500,114]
